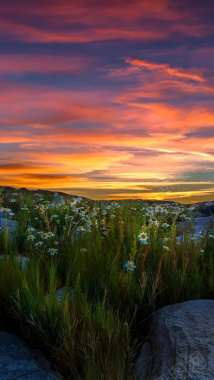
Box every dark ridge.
[0,186,91,202]
[0,186,213,207]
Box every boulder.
[202,202,214,216]
[177,216,213,243]
[136,300,214,379]
[0,331,61,379]
[45,286,74,303]
[0,255,30,270]
[188,211,206,218]
[0,218,18,239]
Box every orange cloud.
[125,58,207,83]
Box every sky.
[0,0,214,202]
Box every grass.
[0,187,213,379]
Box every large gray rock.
[0,331,61,379]
[136,300,214,379]
[0,255,30,270]
[188,211,207,218]
[177,216,213,242]
[202,202,214,216]
[0,218,18,239]
[45,287,74,303]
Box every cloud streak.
[0,0,214,201]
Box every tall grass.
[0,189,213,379]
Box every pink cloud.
[0,54,92,75]
[125,58,207,83]
[0,0,213,43]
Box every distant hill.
[0,186,91,202]
[0,186,213,208]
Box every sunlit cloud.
[0,0,214,201]
[125,58,207,83]
[1,0,214,44]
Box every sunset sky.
[1,0,214,202]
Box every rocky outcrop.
[202,202,214,216]
[45,286,74,302]
[0,255,29,269]
[0,331,61,379]
[177,216,213,242]
[0,218,18,239]
[136,300,214,379]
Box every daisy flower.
[28,227,35,233]
[125,261,136,271]
[47,231,55,237]
[163,246,169,251]
[41,233,48,239]
[35,241,43,247]
[3,208,12,213]
[150,217,159,227]
[80,248,87,253]
[172,209,179,215]
[146,211,153,217]
[162,223,169,228]
[138,232,148,240]
[48,247,58,255]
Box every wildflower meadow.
[0,187,213,380]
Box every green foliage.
[0,189,213,379]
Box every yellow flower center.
[141,233,147,239]
[4,208,8,212]
[128,262,133,268]
[29,235,34,239]
[50,248,55,253]
[42,233,47,238]
[152,217,156,221]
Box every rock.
[202,202,214,216]
[188,211,207,218]
[0,255,30,270]
[137,300,214,379]
[135,341,154,378]
[176,216,213,243]
[0,331,61,379]
[56,286,74,302]
[0,218,18,239]
[45,287,74,303]
[0,218,40,244]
